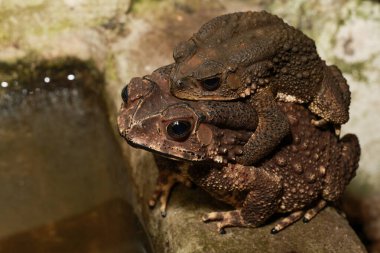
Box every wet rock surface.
[0,60,152,252]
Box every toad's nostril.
[121,85,128,103]
[176,79,184,88]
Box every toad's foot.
[270,201,327,234]
[334,125,341,136]
[149,172,192,217]
[271,210,304,234]
[311,118,328,127]
[202,210,249,234]
[303,200,327,223]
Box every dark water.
[0,60,152,253]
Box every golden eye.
[167,120,192,141]
[201,77,221,91]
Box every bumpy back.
[192,11,317,65]
[322,133,360,202]
[340,134,360,184]
[260,102,359,204]
[194,11,285,45]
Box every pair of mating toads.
[117,11,360,234]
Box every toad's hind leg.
[308,65,350,126]
[271,210,305,234]
[303,200,327,223]
[202,210,247,234]
[202,170,283,233]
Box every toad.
[118,66,360,233]
[170,11,351,165]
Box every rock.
[124,147,366,253]
[0,0,377,251]
[0,0,131,62]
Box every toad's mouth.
[120,132,207,162]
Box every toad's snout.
[117,77,155,137]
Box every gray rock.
[124,147,366,253]
[0,0,375,251]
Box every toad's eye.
[201,76,221,91]
[121,86,128,103]
[167,120,192,141]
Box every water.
[0,60,152,253]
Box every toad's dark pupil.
[167,120,192,141]
[121,85,128,103]
[201,77,221,91]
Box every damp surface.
[0,59,152,253]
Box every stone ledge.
[125,147,366,253]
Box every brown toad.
[117,67,360,233]
[170,11,351,165]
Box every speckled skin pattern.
[150,103,360,233]
[118,67,360,233]
[170,11,351,165]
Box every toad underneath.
[117,66,360,233]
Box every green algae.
[129,0,164,14]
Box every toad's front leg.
[236,88,290,165]
[150,156,192,217]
